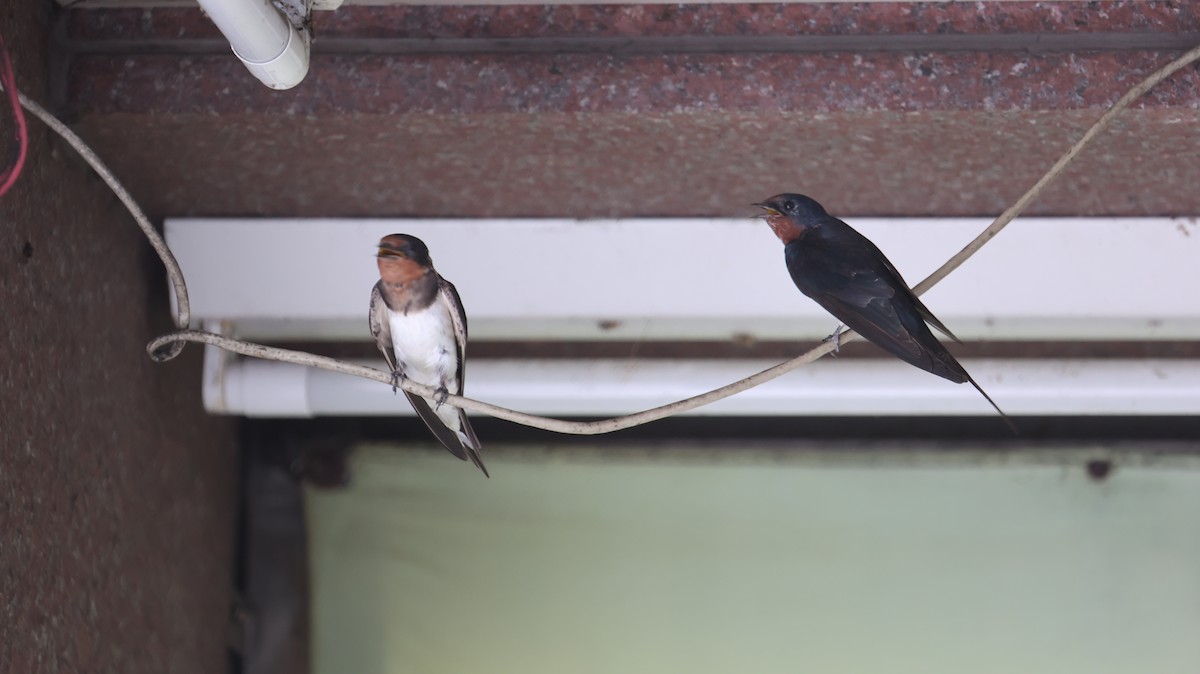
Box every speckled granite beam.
[57,2,1200,218]
[65,2,1200,40]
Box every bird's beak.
[377,247,402,258]
[752,203,781,217]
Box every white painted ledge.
[166,217,1200,342]
[206,358,1200,417]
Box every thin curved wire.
[8,89,191,359]
[18,42,1200,434]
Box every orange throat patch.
[765,214,807,244]
[376,255,429,286]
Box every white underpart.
[387,301,463,436]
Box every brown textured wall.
[0,4,237,673]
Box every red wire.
[0,28,29,197]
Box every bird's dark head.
[377,234,433,267]
[753,193,829,244]
[755,194,828,220]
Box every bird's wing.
[872,253,961,343]
[437,277,486,474]
[368,281,397,372]
[912,298,961,343]
[786,219,966,382]
[805,273,927,364]
[786,226,918,354]
[438,277,469,391]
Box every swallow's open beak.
[377,246,403,258]
[752,203,781,217]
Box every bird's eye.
[783,200,796,212]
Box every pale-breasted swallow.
[755,193,1014,429]
[369,234,487,476]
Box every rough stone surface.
[66,2,1200,40]
[55,1,1200,219]
[0,4,238,673]
[68,109,1200,218]
[66,50,1200,116]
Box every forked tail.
[967,376,1018,435]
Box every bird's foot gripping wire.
[390,369,404,394]
[822,324,846,356]
[433,386,450,410]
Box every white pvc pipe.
[207,357,1200,418]
[196,0,309,90]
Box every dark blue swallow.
[755,193,1014,430]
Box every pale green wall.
[309,444,1200,674]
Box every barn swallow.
[369,234,487,476]
[754,193,1014,430]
